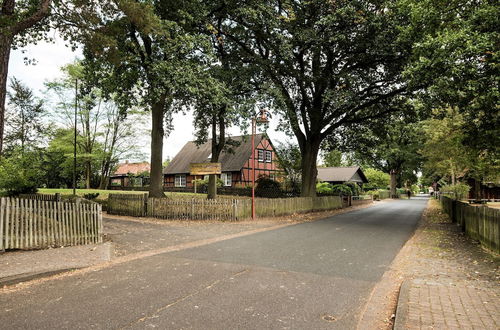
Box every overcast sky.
[7,33,291,162]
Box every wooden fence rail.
[440,196,500,254]
[0,198,102,251]
[19,193,61,201]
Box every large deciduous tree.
[57,0,204,197]
[212,0,439,196]
[0,0,52,155]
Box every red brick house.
[164,134,282,188]
[109,161,150,188]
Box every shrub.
[255,176,282,197]
[366,190,379,200]
[331,184,353,195]
[83,193,100,200]
[316,181,333,194]
[0,151,41,196]
[440,183,470,200]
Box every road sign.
[190,162,222,175]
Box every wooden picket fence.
[440,196,500,254]
[147,198,238,220]
[107,194,344,221]
[0,198,102,251]
[108,194,147,217]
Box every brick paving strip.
[0,200,381,294]
[359,199,500,330]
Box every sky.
[7,33,291,162]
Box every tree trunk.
[0,34,13,156]
[148,94,167,198]
[390,169,397,198]
[299,137,321,197]
[207,111,225,200]
[85,162,91,189]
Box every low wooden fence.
[352,195,373,206]
[0,198,102,251]
[440,196,499,254]
[237,196,343,218]
[106,194,344,221]
[148,198,237,220]
[108,194,147,217]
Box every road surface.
[0,198,427,329]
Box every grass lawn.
[37,188,207,200]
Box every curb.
[0,269,79,287]
[393,280,411,330]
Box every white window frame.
[175,174,186,187]
[220,173,232,187]
[258,149,265,162]
[265,150,272,163]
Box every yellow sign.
[190,163,222,175]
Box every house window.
[265,150,272,163]
[258,150,265,162]
[220,173,232,187]
[175,174,186,187]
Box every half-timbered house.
[163,134,281,188]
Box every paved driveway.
[0,198,427,329]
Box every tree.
[363,168,390,190]
[274,141,301,190]
[214,0,439,196]
[5,77,45,153]
[191,11,256,199]
[327,110,424,198]
[0,0,52,155]
[57,0,206,197]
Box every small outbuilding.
[109,161,150,188]
[317,166,368,185]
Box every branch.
[10,0,52,36]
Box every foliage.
[321,150,343,167]
[440,183,470,201]
[5,78,45,152]
[363,168,390,190]
[330,184,353,196]
[83,193,100,200]
[275,141,302,184]
[345,182,361,196]
[255,176,281,197]
[316,182,332,194]
[0,149,42,195]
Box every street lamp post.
[251,109,270,220]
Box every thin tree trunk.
[390,169,397,198]
[299,137,321,197]
[207,111,225,200]
[148,93,167,198]
[0,34,13,156]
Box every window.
[265,150,272,163]
[258,150,264,162]
[175,174,186,187]
[220,173,232,187]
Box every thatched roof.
[164,134,265,174]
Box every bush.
[83,193,100,200]
[331,184,353,195]
[255,176,282,197]
[316,181,333,194]
[363,168,390,190]
[440,183,470,200]
[0,151,41,196]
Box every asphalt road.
[0,198,427,329]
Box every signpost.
[190,163,221,193]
